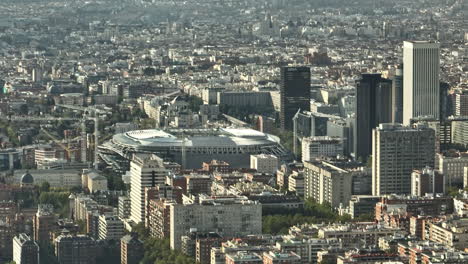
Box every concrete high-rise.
[354,74,392,160]
[33,204,55,244]
[392,65,403,123]
[372,123,435,196]
[280,66,310,130]
[54,235,97,264]
[402,41,440,125]
[13,233,39,264]
[121,234,143,264]
[130,154,168,224]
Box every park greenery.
[262,199,352,235]
[133,223,196,264]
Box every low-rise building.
[263,251,301,264]
[170,194,262,250]
[427,218,468,250]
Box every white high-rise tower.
[129,154,167,224]
[402,41,440,125]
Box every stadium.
[99,128,292,172]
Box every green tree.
[39,181,51,193]
[134,223,195,264]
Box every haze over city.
[0,0,466,264]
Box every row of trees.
[133,223,195,264]
[262,199,352,235]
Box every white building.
[301,136,343,162]
[118,196,131,220]
[13,233,39,264]
[250,154,279,174]
[304,160,353,208]
[98,215,125,240]
[13,169,81,188]
[34,147,56,167]
[402,41,440,125]
[81,170,108,193]
[115,123,139,134]
[288,171,304,197]
[437,152,468,186]
[129,154,168,224]
[170,194,262,249]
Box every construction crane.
[55,104,104,170]
[39,127,76,163]
[0,114,91,166]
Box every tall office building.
[280,66,310,130]
[392,65,403,123]
[372,124,435,196]
[354,74,392,160]
[402,41,440,125]
[129,154,168,224]
[13,233,39,264]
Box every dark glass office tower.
[280,66,311,130]
[354,74,392,161]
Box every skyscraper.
[280,66,310,130]
[129,154,167,224]
[392,65,403,123]
[372,123,435,196]
[13,233,39,264]
[402,41,440,125]
[354,74,392,160]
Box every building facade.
[250,154,279,174]
[129,154,168,224]
[354,73,392,160]
[280,67,311,130]
[13,233,39,264]
[301,136,343,162]
[402,41,440,125]
[170,195,262,249]
[372,124,435,195]
[304,160,353,208]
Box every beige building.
[82,170,108,193]
[288,171,304,197]
[427,219,468,250]
[301,136,343,162]
[437,152,468,186]
[250,154,278,174]
[303,160,353,208]
[318,224,400,248]
[372,124,435,196]
[170,195,262,250]
[98,214,124,240]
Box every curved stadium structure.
[99,128,292,172]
